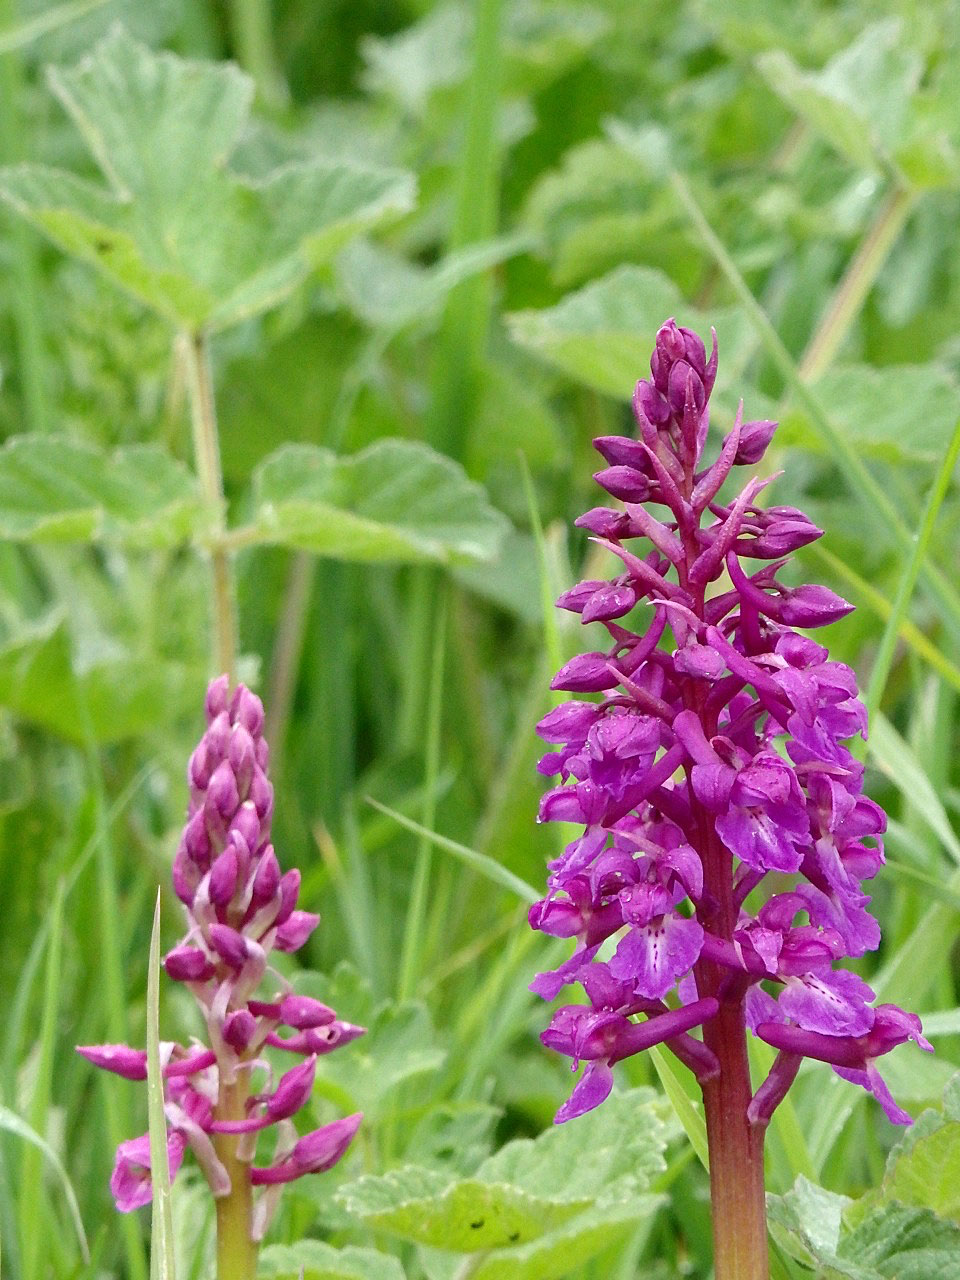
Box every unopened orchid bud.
[223,1009,257,1053]
[77,1044,148,1080]
[164,945,214,983]
[275,911,319,953]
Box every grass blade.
[146,889,176,1280]
[366,797,540,904]
[0,1106,89,1263]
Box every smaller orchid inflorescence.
[530,318,930,1139]
[79,676,362,1248]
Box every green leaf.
[0,613,196,743]
[882,1120,960,1224]
[337,1090,672,1254]
[245,441,509,565]
[0,435,206,547]
[756,21,922,173]
[780,365,960,464]
[469,1197,664,1280]
[296,966,448,1121]
[0,27,415,332]
[258,1242,406,1280]
[506,265,751,399]
[335,234,529,332]
[837,1204,960,1277]
[338,1166,593,1250]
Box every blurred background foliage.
[1,0,960,1277]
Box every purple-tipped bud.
[172,847,200,905]
[164,945,215,982]
[275,911,320,952]
[183,811,212,867]
[77,1044,148,1080]
[593,466,652,503]
[779,584,854,628]
[207,761,240,820]
[205,674,231,722]
[249,768,273,821]
[204,711,231,763]
[266,1056,317,1121]
[250,845,281,906]
[188,742,212,791]
[250,1113,361,1185]
[228,726,256,797]
[275,869,301,926]
[732,419,778,464]
[633,379,670,427]
[208,924,249,970]
[279,995,337,1029]
[208,846,239,909]
[231,685,265,737]
[223,1009,257,1053]
[231,800,262,852]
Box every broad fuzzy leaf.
[506,265,751,399]
[781,364,960,464]
[0,613,196,743]
[258,1242,406,1280]
[0,27,415,331]
[756,21,922,174]
[247,441,508,564]
[337,1090,672,1255]
[0,435,205,547]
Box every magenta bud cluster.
[78,677,363,1217]
[531,319,930,1126]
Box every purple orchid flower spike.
[530,318,929,1280]
[78,678,364,1272]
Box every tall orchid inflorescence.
[530,320,930,1278]
[79,678,362,1272]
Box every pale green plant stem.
[228,0,287,110]
[182,331,237,680]
[670,171,960,636]
[798,184,917,381]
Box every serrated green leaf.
[882,1121,960,1223]
[0,435,206,547]
[245,441,508,565]
[838,1203,960,1278]
[0,27,415,332]
[0,613,197,743]
[780,364,960,464]
[470,1195,664,1280]
[476,1088,672,1200]
[336,1090,672,1254]
[756,21,922,173]
[258,1242,406,1280]
[335,234,528,332]
[338,1167,592,1250]
[296,968,447,1120]
[506,265,751,399]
